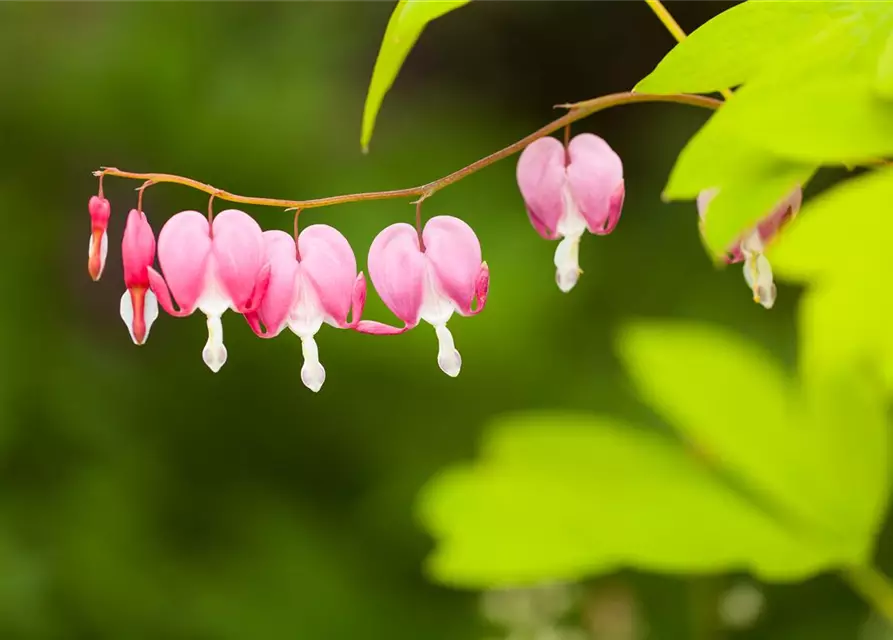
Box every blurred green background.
[0,1,883,639]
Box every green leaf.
[769,167,893,282]
[700,74,893,164]
[797,280,893,395]
[662,115,815,258]
[617,321,888,560]
[698,162,815,259]
[636,2,893,96]
[635,1,837,95]
[419,321,890,589]
[877,31,893,99]
[419,413,831,588]
[360,0,471,152]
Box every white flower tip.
[743,253,776,311]
[553,235,582,293]
[301,362,326,392]
[202,343,227,373]
[119,288,159,346]
[434,324,462,377]
[202,315,227,373]
[556,268,580,293]
[300,336,326,392]
[438,350,462,377]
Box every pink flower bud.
[243,225,366,392]
[119,209,158,345]
[87,195,111,281]
[357,216,488,377]
[516,133,624,292]
[147,209,270,372]
[697,186,802,309]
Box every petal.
[697,188,745,264]
[422,215,483,315]
[757,186,803,242]
[147,267,193,317]
[299,335,326,393]
[256,230,298,336]
[122,209,156,289]
[366,222,425,325]
[434,323,461,377]
[156,210,212,312]
[554,235,582,293]
[202,315,227,373]
[119,287,159,345]
[516,136,567,239]
[89,196,111,229]
[211,209,266,309]
[565,133,624,234]
[355,320,415,335]
[298,224,358,325]
[88,229,109,282]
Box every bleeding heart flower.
[516,133,624,292]
[87,195,111,281]
[119,209,159,345]
[147,209,270,372]
[697,186,802,310]
[244,225,366,392]
[357,215,489,377]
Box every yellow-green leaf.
[360,0,471,152]
[419,413,831,588]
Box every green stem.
[844,565,893,623]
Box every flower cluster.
[90,130,801,389]
[89,200,488,391]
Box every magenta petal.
[355,320,415,335]
[299,224,358,325]
[147,267,192,317]
[156,211,212,312]
[256,230,298,335]
[423,216,482,315]
[366,222,426,325]
[758,186,803,242]
[345,272,367,328]
[516,136,567,239]
[566,133,624,234]
[121,209,156,289]
[211,209,265,309]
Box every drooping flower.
[147,209,270,372]
[357,215,489,377]
[516,133,624,292]
[244,225,366,392]
[87,195,111,281]
[697,187,802,310]
[119,209,159,345]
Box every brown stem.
[137,180,152,213]
[94,92,721,213]
[415,197,426,252]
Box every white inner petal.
[87,231,109,279]
[119,288,160,345]
[552,183,587,293]
[143,289,159,342]
[120,290,135,343]
[287,272,329,391]
[202,314,227,373]
[300,336,326,392]
[419,262,462,377]
[434,324,462,377]
[99,231,108,278]
[553,235,582,293]
[196,258,236,372]
[742,250,776,310]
